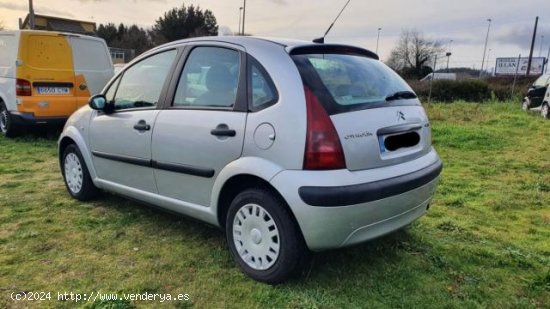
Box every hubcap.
[232,203,280,270]
[64,152,83,194]
[0,108,7,133]
[543,105,549,118]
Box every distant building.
[109,47,136,64]
[19,13,96,35]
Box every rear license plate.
[36,87,70,95]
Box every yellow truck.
[0,30,113,136]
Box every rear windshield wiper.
[385,91,417,101]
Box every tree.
[386,29,444,79]
[0,21,4,31]
[151,3,218,45]
[97,23,153,56]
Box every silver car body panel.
[89,109,160,193]
[152,110,246,206]
[270,148,440,250]
[331,104,432,171]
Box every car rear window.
[291,53,415,115]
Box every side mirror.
[89,94,107,110]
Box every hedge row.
[408,78,533,103]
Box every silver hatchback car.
[59,37,442,283]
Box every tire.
[0,101,19,137]
[522,98,531,111]
[226,188,309,284]
[541,103,549,119]
[61,144,99,201]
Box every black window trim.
[247,54,279,112]
[101,47,183,114]
[163,44,248,113]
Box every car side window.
[173,47,240,108]
[113,50,177,111]
[249,58,278,111]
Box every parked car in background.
[541,86,549,119]
[522,74,550,112]
[0,30,113,137]
[58,36,442,283]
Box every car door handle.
[133,120,151,131]
[210,125,236,137]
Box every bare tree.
[386,29,443,79]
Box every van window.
[27,35,73,70]
[71,38,112,71]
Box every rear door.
[292,50,432,170]
[152,45,247,207]
[70,36,114,108]
[18,33,76,117]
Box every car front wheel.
[226,188,309,284]
[541,103,549,119]
[62,144,99,201]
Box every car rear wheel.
[541,103,549,119]
[226,188,309,284]
[0,102,19,137]
[522,98,531,111]
[62,144,99,201]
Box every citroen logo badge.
[397,111,405,121]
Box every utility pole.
[241,0,246,35]
[428,55,437,103]
[526,16,538,76]
[479,18,492,78]
[511,54,521,99]
[238,7,243,35]
[28,0,35,29]
[538,35,544,57]
[446,39,453,73]
[376,28,381,54]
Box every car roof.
[149,36,379,60]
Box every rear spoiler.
[287,44,379,60]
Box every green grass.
[0,102,549,308]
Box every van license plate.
[36,87,70,95]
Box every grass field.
[0,102,548,308]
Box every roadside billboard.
[495,57,545,76]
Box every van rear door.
[69,36,114,108]
[18,33,77,117]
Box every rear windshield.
[292,53,416,114]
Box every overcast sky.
[1,0,549,71]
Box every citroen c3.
[0,30,113,136]
[58,36,442,283]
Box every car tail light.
[303,86,346,170]
[16,79,32,96]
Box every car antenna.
[313,0,352,44]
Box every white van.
[0,30,113,136]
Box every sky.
[1,0,549,72]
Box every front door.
[89,49,179,193]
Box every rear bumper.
[299,159,442,206]
[10,112,67,126]
[270,149,442,251]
